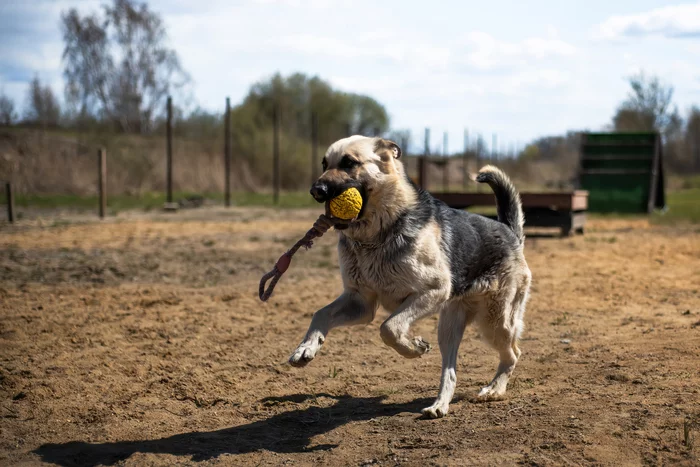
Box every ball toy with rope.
[259,188,363,301]
[329,187,363,220]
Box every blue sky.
[1,0,699,152]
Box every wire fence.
[0,95,577,222]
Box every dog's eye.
[322,159,328,171]
[339,155,359,170]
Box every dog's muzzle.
[310,182,329,202]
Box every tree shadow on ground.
[34,394,432,466]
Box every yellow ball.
[329,187,363,220]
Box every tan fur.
[291,136,531,419]
[320,137,417,243]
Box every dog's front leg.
[379,289,449,358]
[289,290,377,367]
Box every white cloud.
[459,31,576,71]
[595,2,700,40]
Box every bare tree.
[612,72,681,136]
[61,0,190,133]
[0,91,17,126]
[24,76,61,127]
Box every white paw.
[421,403,449,419]
[413,336,432,355]
[475,385,505,402]
[288,339,322,367]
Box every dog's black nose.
[310,182,329,202]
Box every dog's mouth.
[318,183,368,230]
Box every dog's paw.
[413,336,432,356]
[474,385,506,402]
[421,404,448,419]
[288,339,322,367]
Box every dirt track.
[1,208,699,466]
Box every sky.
[1,0,700,153]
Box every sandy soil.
[1,208,699,466]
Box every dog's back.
[416,165,525,299]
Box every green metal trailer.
[579,132,665,213]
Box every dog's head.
[310,136,413,230]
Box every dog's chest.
[339,237,449,305]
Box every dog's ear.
[374,138,402,159]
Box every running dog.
[289,135,531,418]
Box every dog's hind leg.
[422,304,468,418]
[475,270,530,401]
[289,289,377,367]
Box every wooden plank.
[571,191,589,211]
[432,191,588,211]
[581,155,653,161]
[580,169,649,175]
[471,208,585,236]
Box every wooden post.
[476,134,482,192]
[648,133,661,213]
[463,129,469,190]
[273,103,280,205]
[422,128,430,190]
[492,133,497,163]
[5,182,14,223]
[424,128,430,157]
[311,112,318,185]
[400,135,410,178]
[224,97,231,207]
[418,156,427,190]
[166,96,173,204]
[98,148,106,218]
[442,131,448,192]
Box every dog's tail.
[476,165,524,244]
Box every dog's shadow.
[34,394,432,466]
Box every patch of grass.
[652,188,700,224]
[585,188,700,224]
[328,366,343,378]
[679,175,700,190]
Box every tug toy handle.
[258,215,337,302]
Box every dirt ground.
[1,207,699,466]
